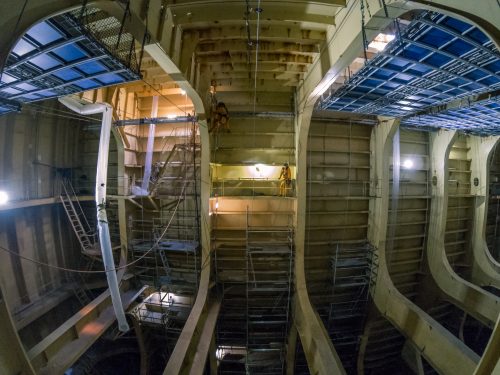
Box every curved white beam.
[427,130,500,328]
[294,106,347,374]
[59,96,129,333]
[469,135,500,289]
[368,118,479,374]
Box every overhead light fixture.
[402,159,414,169]
[368,33,395,52]
[251,163,274,178]
[0,191,8,205]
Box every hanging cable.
[138,1,151,70]
[365,0,372,18]
[78,0,88,23]
[0,181,187,274]
[394,18,402,45]
[249,1,262,197]
[381,0,389,18]
[115,0,131,49]
[360,0,369,63]
[244,0,253,65]
[140,77,192,117]
[253,2,262,116]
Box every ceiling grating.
[402,96,500,135]
[0,8,141,115]
[317,11,500,135]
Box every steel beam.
[427,130,500,328]
[294,105,346,374]
[368,118,479,374]
[0,195,93,212]
[188,300,222,375]
[143,43,218,375]
[27,277,144,375]
[469,135,500,289]
[115,116,198,127]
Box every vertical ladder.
[65,259,94,307]
[72,284,92,306]
[60,179,99,256]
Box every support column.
[469,135,500,289]
[143,44,217,375]
[428,130,500,327]
[294,106,346,375]
[369,118,479,374]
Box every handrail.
[62,178,95,238]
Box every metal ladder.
[66,260,94,307]
[60,178,99,256]
[158,247,172,285]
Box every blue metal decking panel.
[318,11,500,135]
[0,9,140,114]
[402,97,500,135]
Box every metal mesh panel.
[72,7,140,75]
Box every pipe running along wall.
[132,95,159,196]
[58,96,129,332]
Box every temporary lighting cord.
[0,182,187,274]
[140,77,194,118]
[24,102,101,123]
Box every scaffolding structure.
[130,291,193,330]
[244,207,293,374]
[130,124,201,294]
[316,11,500,135]
[327,242,376,371]
[213,207,294,374]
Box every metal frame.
[0,9,140,114]
[317,11,500,135]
